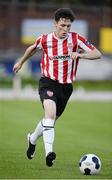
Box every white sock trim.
[42,118,55,127]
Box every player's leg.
[27,77,57,163]
[40,81,73,166]
[27,120,43,159]
[42,99,56,166]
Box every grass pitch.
[0,100,112,179]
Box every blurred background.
[0,2,112,179]
[0,0,112,100]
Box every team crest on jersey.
[47,90,54,97]
[68,43,73,50]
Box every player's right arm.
[13,35,42,73]
[13,45,37,73]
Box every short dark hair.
[54,8,75,22]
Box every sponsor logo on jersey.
[49,55,71,61]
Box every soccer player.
[13,8,102,167]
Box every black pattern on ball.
[79,155,87,166]
[92,156,100,169]
[84,168,91,175]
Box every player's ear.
[54,21,58,28]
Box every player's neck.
[53,32,68,39]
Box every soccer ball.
[79,154,101,175]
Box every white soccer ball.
[79,154,101,175]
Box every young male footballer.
[13,8,102,167]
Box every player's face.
[55,18,72,39]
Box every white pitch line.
[0,88,112,101]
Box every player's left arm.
[72,34,102,60]
[72,48,102,60]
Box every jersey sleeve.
[33,35,42,50]
[77,34,95,52]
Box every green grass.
[0,100,112,179]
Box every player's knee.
[43,99,56,120]
[45,110,56,119]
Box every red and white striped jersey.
[34,32,95,84]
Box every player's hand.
[13,62,22,73]
[71,52,82,60]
